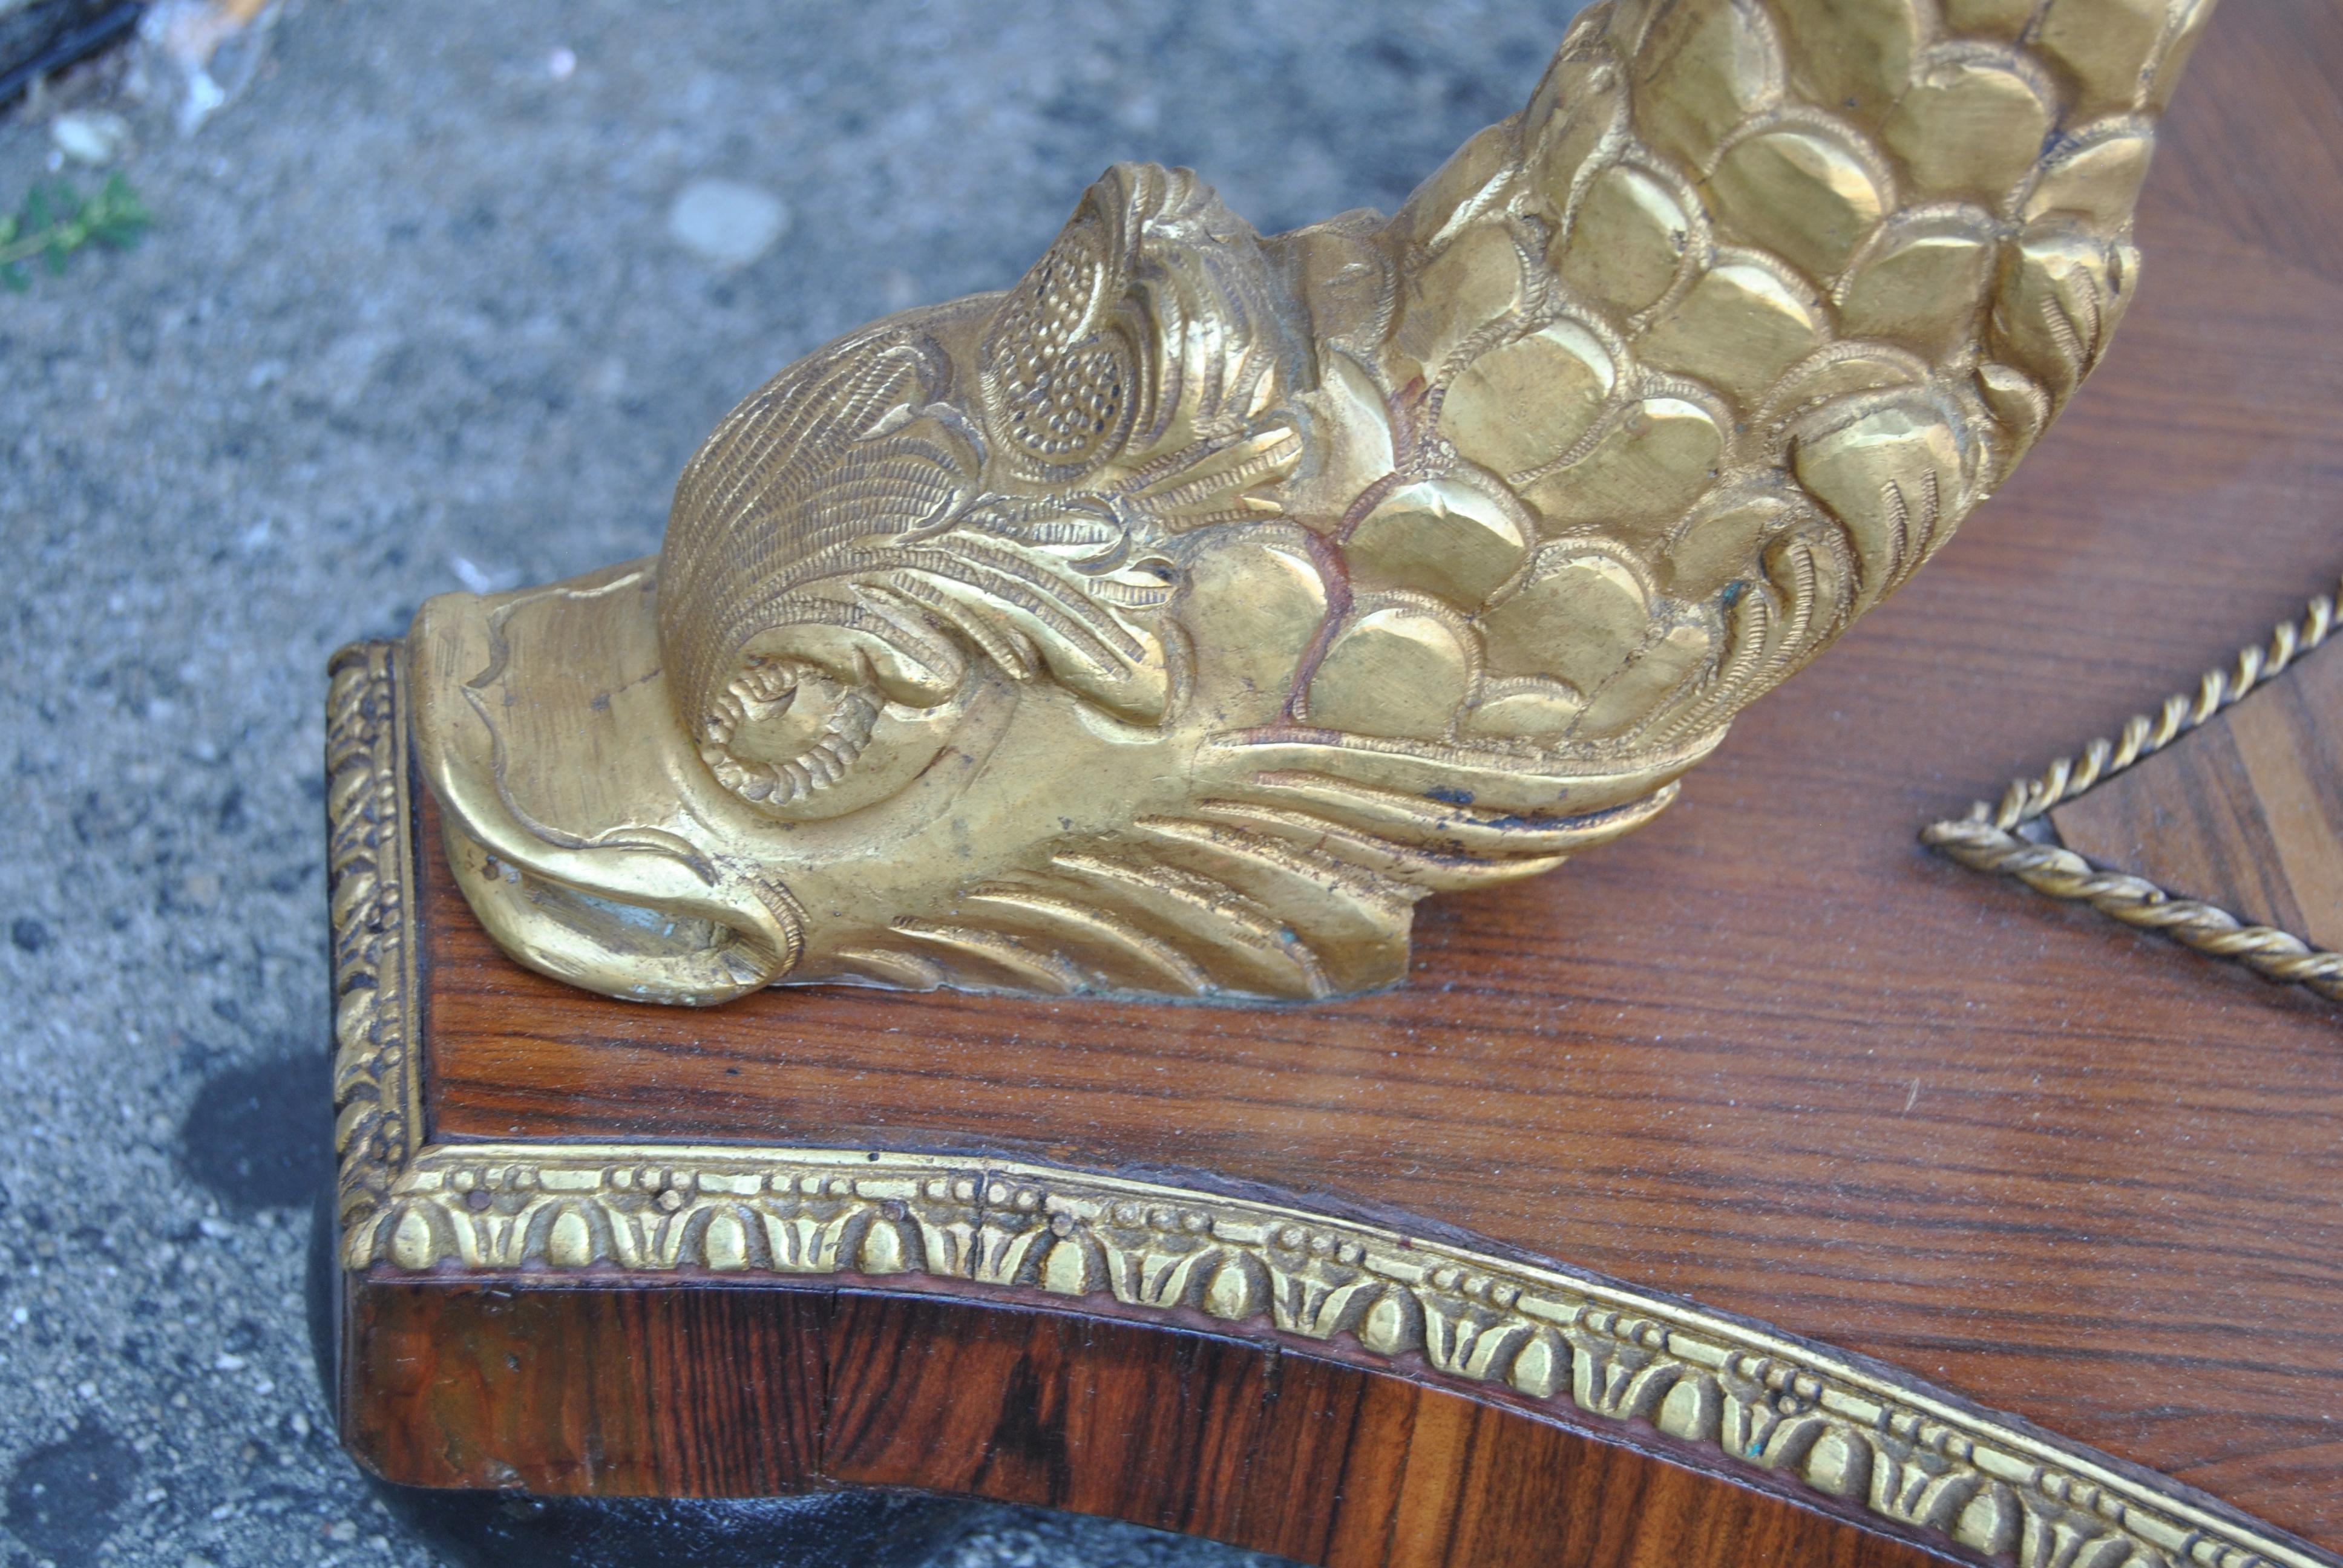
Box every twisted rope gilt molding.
[1921,576,2343,1001]
[326,642,2335,1568]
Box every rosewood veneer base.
[327,636,2333,1568]
[344,1279,1969,1568]
[327,6,2343,1560]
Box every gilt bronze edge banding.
[327,639,2333,1568]
[326,639,424,1237]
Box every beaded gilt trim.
[327,639,2336,1568]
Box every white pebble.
[666,178,788,268]
[53,111,133,166]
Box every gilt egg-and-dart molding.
[408,0,2203,1006]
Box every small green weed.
[0,172,150,292]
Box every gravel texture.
[0,1,1580,1562]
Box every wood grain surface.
[2054,643,2343,950]
[405,0,2343,1552]
[344,1278,1968,1568]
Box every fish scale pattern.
[1305,0,2211,753]
[742,0,2210,1000]
[422,0,2212,1007]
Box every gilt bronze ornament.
[410,0,2207,1005]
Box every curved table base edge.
[338,1142,2332,1568]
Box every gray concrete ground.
[0,1,1581,1562]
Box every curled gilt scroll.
[410,0,2211,1004]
